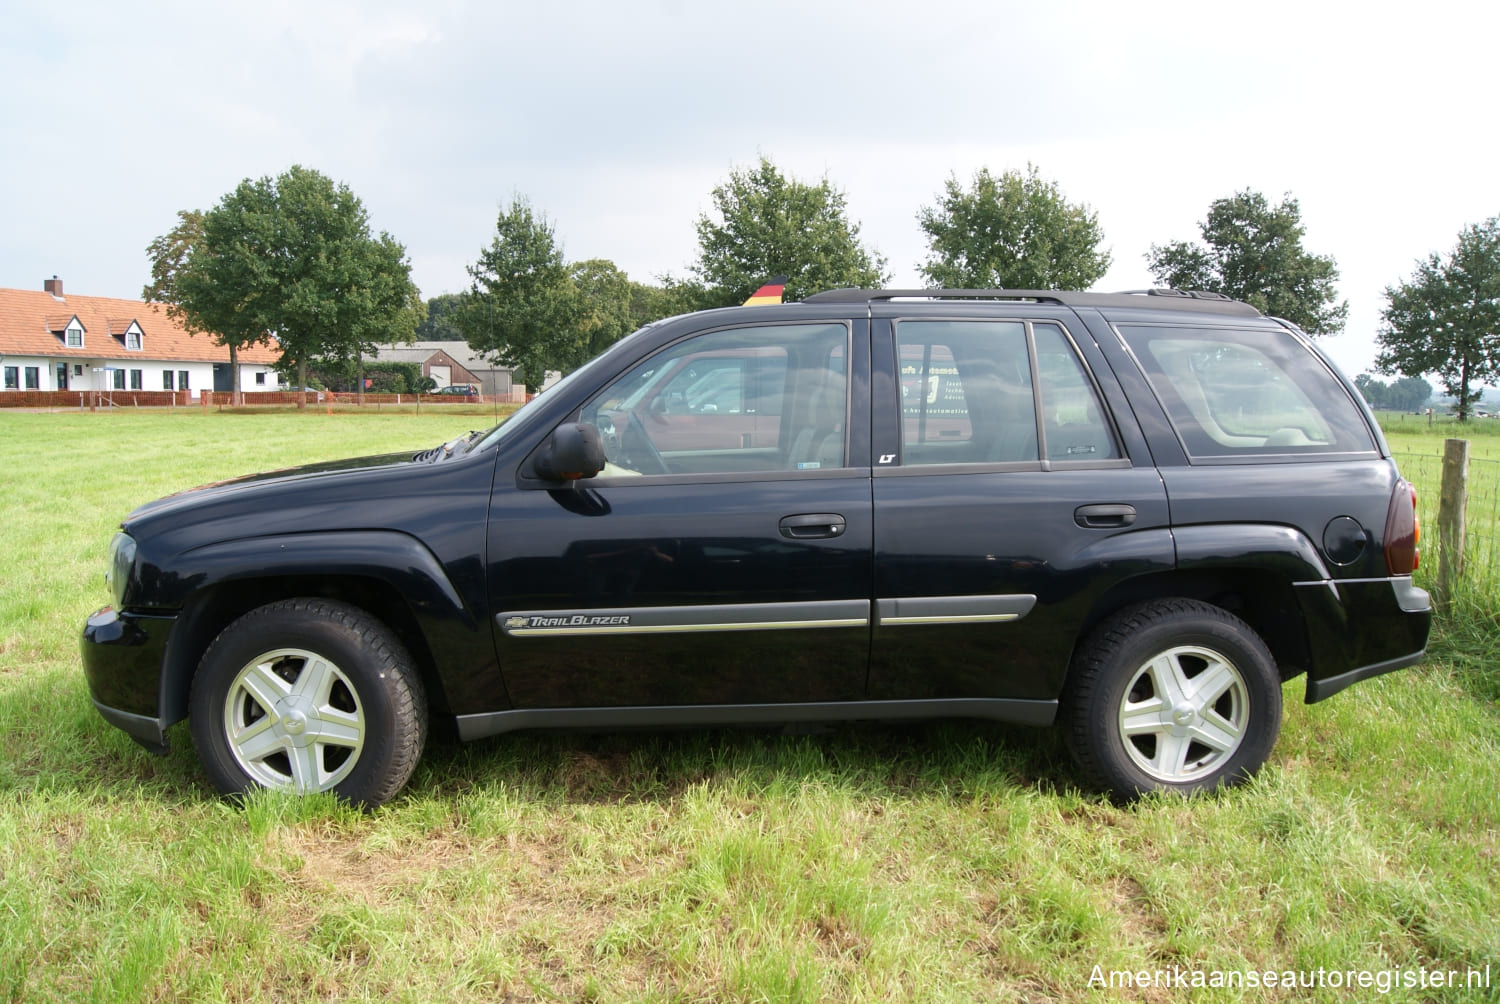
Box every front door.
[55,362,68,390]
[486,319,873,710]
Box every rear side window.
[1119,325,1376,459]
[895,320,1119,467]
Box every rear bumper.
[1305,649,1428,703]
[80,606,176,752]
[1297,576,1432,703]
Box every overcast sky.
[3,0,1495,378]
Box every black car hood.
[124,452,417,527]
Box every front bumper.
[80,606,177,753]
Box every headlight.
[105,532,137,607]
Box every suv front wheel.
[1063,599,1282,799]
[188,599,427,807]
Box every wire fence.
[1392,449,1500,589]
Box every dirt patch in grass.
[267,821,667,999]
[1107,875,1169,950]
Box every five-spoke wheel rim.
[1117,645,1249,782]
[223,648,366,793]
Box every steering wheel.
[621,412,670,475]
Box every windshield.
[464,322,672,454]
[464,365,587,453]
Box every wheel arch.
[156,531,476,731]
[1073,567,1313,686]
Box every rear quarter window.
[1118,325,1376,460]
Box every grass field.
[1,409,1497,1002]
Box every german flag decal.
[743,276,788,306]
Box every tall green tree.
[1377,217,1500,422]
[691,157,890,306]
[142,209,204,307]
[338,231,426,401]
[145,166,420,406]
[918,165,1110,290]
[631,276,704,327]
[143,208,267,404]
[456,197,582,392]
[416,293,466,341]
[253,166,420,403]
[1146,190,1347,336]
[568,259,638,366]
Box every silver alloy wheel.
[1117,644,1249,783]
[222,648,366,793]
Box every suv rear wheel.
[1064,599,1281,799]
[188,599,426,807]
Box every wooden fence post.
[1435,437,1469,604]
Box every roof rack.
[800,287,1261,316]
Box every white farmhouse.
[0,277,282,399]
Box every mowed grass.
[1,409,1497,1003]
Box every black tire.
[188,599,426,807]
[1062,599,1281,800]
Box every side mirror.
[533,422,606,481]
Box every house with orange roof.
[0,277,283,398]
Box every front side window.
[894,319,1118,466]
[1119,326,1377,459]
[579,323,848,477]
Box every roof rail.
[800,287,1261,316]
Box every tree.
[143,208,267,405]
[416,293,466,341]
[568,259,637,367]
[630,276,704,327]
[337,231,425,402]
[1146,190,1347,336]
[254,167,420,404]
[145,166,420,407]
[917,165,1111,290]
[1377,217,1500,422]
[456,197,583,392]
[691,157,889,306]
[1354,373,1432,412]
[142,209,204,308]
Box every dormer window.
[50,314,85,348]
[109,319,145,351]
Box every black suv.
[81,289,1430,805]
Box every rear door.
[867,305,1173,707]
[486,315,874,710]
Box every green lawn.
[1,410,1496,1002]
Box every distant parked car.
[436,384,478,397]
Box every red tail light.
[1384,480,1419,575]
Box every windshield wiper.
[414,431,485,464]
